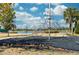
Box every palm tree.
[73,11,79,33]
[64,8,78,34]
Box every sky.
[13,3,79,29]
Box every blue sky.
[13,3,79,29]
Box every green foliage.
[64,8,79,33]
[0,29,8,32]
[0,3,16,31]
[75,23,79,34]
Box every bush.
[44,30,59,33]
[75,23,79,34]
[0,29,8,32]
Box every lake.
[17,31,33,34]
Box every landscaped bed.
[0,36,79,51]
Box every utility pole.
[48,3,51,41]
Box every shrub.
[75,23,79,34]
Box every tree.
[73,12,79,33]
[75,21,79,34]
[64,8,78,34]
[0,3,16,36]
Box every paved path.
[0,36,79,51]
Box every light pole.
[48,3,51,41]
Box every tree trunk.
[74,21,77,34]
[69,22,72,34]
[69,16,73,35]
[8,31,9,37]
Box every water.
[17,31,32,34]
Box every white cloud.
[43,5,67,16]
[36,3,43,5]
[14,11,44,29]
[59,19,66,23]
[15,16,69,29]
[30,7,38,12]
[43,8,53,15]
[30,17,41,20]
[19,6,24,11]
[15,11,32,18]
[53,5,67,15]
[13,4,69,29]
[16,24,27,29]
[44,16,50,19]
[58,19,69,27]
[42,4,68,27]
[14,10,69,29]
[44,19,69,28]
